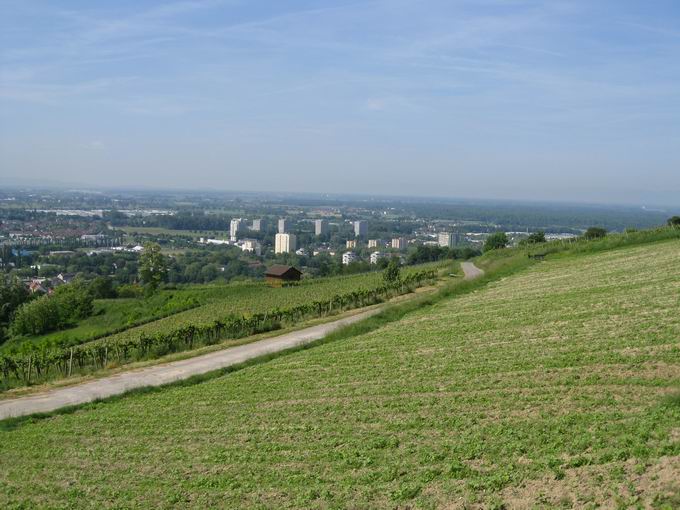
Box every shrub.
[89,276,116,299]
[9,281,93,337]
[527,231,546,244]
[484,232,508,252]
[53,281,94,320]
[383,258,401,284]
[583,227,607,240]
[10,295,62,336]
[116,284,144,298]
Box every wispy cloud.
[1,0,679,202]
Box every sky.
[1,0,679,205]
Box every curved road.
[0,262,485,420]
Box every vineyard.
[0,267,439,389]
[0,292,202,353]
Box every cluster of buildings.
[210,216,462,266]
[25,272,77,295]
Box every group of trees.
[0,278,31,343]
[9,280,94,337]
[0,244,168,342]
[484,232,509,252]
[407,245,481,265]
[583,227,608,240]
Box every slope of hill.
[1,241,679,508]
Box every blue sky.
[1,0,679,205]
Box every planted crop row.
[0,270,436,389]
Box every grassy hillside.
[1,241,679,508]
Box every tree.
[527,231,546,244]
[116,283,144,298]
[583,227,607,240]
[139,242,168,293]
[484,232,508,252]
[89,276,116,299]
[52,280,94,321]
[668,216,680,228]
[10,295,62,336]
[9,281,93,337]
[0,277,31,342]
[383,257,401,284]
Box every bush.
[583,227,607,240]
[668,216,680,228]
[9,281,94,337]
[89,276,116,299]
[484,232,508,252]
[52,281,94,320]
[383,258,401,284]
[10,295,63,336]
[116,284,144,298]
[527,231,546,244]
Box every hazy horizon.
[2,1,679,206]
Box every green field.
[1,242,679,507]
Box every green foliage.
[8,281,94,337]
[1,241,678,508]
[406,245,481,265]
[583,226,607,240]
[138,242,168,293]
[9,296,61,337]
[383,257,401,284]
[484,231,508,251]
[52,281,94,321]
[523,225,680,260]
[527,230,546,243]
[0,277,31,343]
[116,284,144,298]
[1,293,202,353]
[0,268,437,388]
[668,215,680,227]
[88,276,115,299]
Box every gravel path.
[461,261,485,280]
[0,309,380,420]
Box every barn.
[264,265,302,286]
